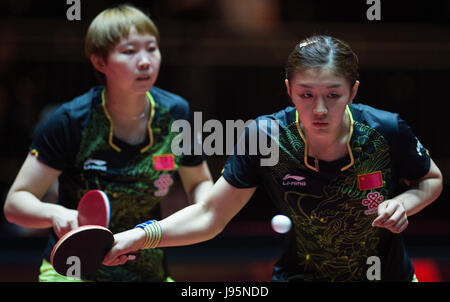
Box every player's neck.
[104,88,149,122]
[103,88,151,146]
[304,111,350,162]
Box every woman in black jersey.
[107,35,442,281]
[4,4,213,282]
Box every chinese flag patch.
[358,171,383,191]
[153,154,175,171]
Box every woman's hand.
[103,228,145,266]
[372,199,408,234]
[51,205,79,238]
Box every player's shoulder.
[40,86,102,129]
[150,86,190,119]
[56,86,101,118]
[349,103,399,133]
[254,106,297,128]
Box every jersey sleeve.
[394,116,431,180]
[222,120,265,188]
[169,95,205,167]
[29,106,79,171]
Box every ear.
[349,80,359,104]
[90,54,107,74]
[285,79,291,97]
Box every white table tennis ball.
[271,215,292,234]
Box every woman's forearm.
[4,190,58,228]
[397,159,443,216]
[397,176,442,216]
[158,200,224,247]
[104,177,256,266]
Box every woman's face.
[93,28,161,95]
[286,68,358,138]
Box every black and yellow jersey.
[31,86,203,281]
[223,104,430,281]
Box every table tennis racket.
[77,190,110,227]
[50,225,114,279]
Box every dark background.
[0,0,449,282]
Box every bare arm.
[178,161,214,204]
[159,176,255,246]
[103,176,256,265]
[396,158,442,216]
[3,153,78,237]
[372,158,443,233]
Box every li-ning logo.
[83,158,107,171]
[362,192,384,215]
[282,174,306,187]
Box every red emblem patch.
[153,154,175,171]
[358,171,383,191]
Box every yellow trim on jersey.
[101,89,121,152]
[30,148,39,158]
[341,106,355,171]
[140,91,155,153]
[295,105,354,172]
[101,89,155,153]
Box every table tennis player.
[3,4,213,282]
[105,35,443,282]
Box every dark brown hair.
[285,35,359,86]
